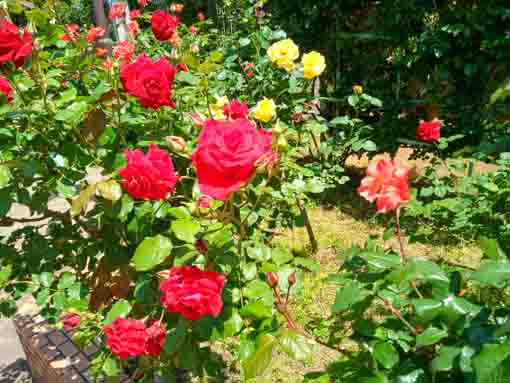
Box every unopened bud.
[165,136,187,152]
[190,44,200,54]
[266,272,279,288]
[288,272,296,286]
[195,239,208,254]
[352,85,363,95]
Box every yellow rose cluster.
[267,39,326,79]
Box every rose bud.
[197,12,206,21]
[195,239,208,254]
[191,44,200,54]
[288,272,297,286]
[165,135,187,152]
[352,85,363,95]
[190,25,198,34]
[266,272,279,288]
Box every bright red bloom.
[145,321,166,356]
[109,2,127,20]
[59,24,79,42]
[130,9,141,19]
[151,10,179,41]
[104,317,148,360]
[87,26,105,43]
[160,266,225,321]
[197,12,206,21]
[113,41,135,62]
[118,144,180,200]
[102,59,113,70]
[62,313,81,331]
[190,25,198,34]
[357,159,411,214]
[0,20,33,68]
[96,47,108,57]
[223,100,249,120]
[120,54,176,109]
[128,21,140,37]
[416,119,442,142]
[191,118,275,200]
[0,76,13,103]
[138,0,150,6]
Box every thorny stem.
[395,207,406,264]
[378,295,417,335]
[297,199,318,253]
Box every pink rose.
[191,118,275,200]
[118,144,180,200]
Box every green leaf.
[132,235,173,271]
[241,262,257,280]
[71,185,96,217]
[239,38,251,47]
[247,245,272,262]
[361,250,401,270]
[242,334,276,380]
[413,299,443,323]
[0,265,12,288]
[55,101,89,125]
[223,310,243,337]
[389,258,448,285]
[331,281,371,313]
[104,299,132,325]
[478,237,506,260]
[96,180,122,202]
[472,344,510,382]
[163,318,187,355]
[415,326,448,347]
[102,357,120,377]
[40,272,54,287]
[373,341,399,369]
[431,346,461,373]
[243,280,272,300]
[175,71,200,85]
[471,261,510,287]
[57,272,76,290]
[0,166,11,188]
[171,219,200,243]
[272,248,293,266]
[240,301,272,319]
[279,330,312,361]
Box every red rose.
[104,317,148,360]
[190,25,198,34]
[59,24,79,42]
[119,144,179,200]
[138,0,150,6]
[0,20,33,68]
[416,119,442,142]
[160,266,225,321]
[113,41,135,62]
[175,63,189,73]
[109,2,127,20]
[191,118,275,200]
[130,9,141,19]
[62,313,81,331]
[128,21,140,37]
[120,54,177,109]
[145,321,166,356]
[0,76,13,103]
[223,100,249,120]
[103,59,113,71]
[87,26,105,43]
[357,159,410,214]
[151,10,179,41]
[197,12,206,22]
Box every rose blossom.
[223,100,249,120]
[113,41,135,62]
[0,20,33,68]
[87,26,105,43]
[160,266,225,321]
[103,59,113,70]
[0,76,13,103]
[62,313,81,331]
[145,321,166,356]
[357,159,411,214]
[109,2,127,20]
[416,119,442,142]
[128,21,140,37]
[95,48,107,57]
[120,54,176,109]
[59,24,79,42]
[138,0,150,6]
[130,9,141,19]
[119,144,179,200]
[197,195,211,209]
[197,12,206,21]
[191,118,275,200]
[104,318,148,360]
[190,25,198,34]
[170,3,184,13]
[151,10,179,41]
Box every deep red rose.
[62,313,81,331]
[145,321,166,356]
[87,26,105,43]
[120,54,176,109]
[191,118,275,200]
[113,41,135,62]
[119,144,180,200]
[151,10,179,41]
[0,76,13,103]
[109,2,127,20]
[160,266,225,321]
[104,317,148,360]
[357,159,410,214]
[0,20,33,68]
[223,100,249,120]
[416,119,442,142]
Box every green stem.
[395,207,406,264]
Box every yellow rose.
[301,51,326,79]
[210,96,229,120]
[253,98,276,123]
[267,39,300,72]
[352,85,363,95]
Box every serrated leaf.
[415,326,448,347]
[471,261,510,287]
[104,299,132,325]
[132,235,173,271]
[373,341,399,369]
[171,219,201,243]
[431,346,461,373]
[332,281,370,313]
[242,334,276,380]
